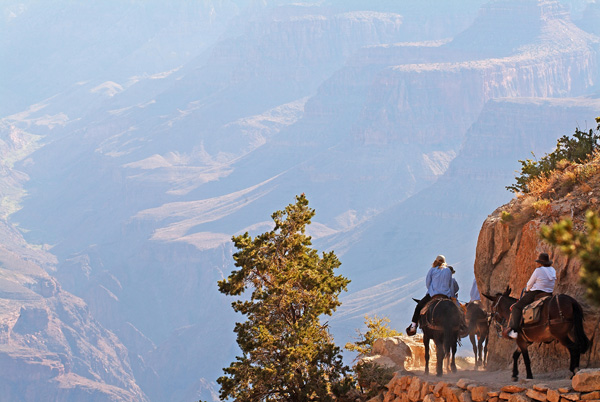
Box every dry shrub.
[527,174,553,196]
[556,159,572,171]
[510,196,537,228]
[557,170,578,196]
[355,362,395,398]
[533,199,551,213]
[577,164,599,183]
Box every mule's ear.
[412,298,420,303]
[504,286,511,296]
[482,293,495,301]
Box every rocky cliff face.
[474,153,600,373]
[0,221,147,401]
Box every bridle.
[490,294,510,336]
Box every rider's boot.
[502,326,518,339]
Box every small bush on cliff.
[345,314,400,357]
[217,194,352,401]
[344,315,400,399]
[500,210,514,223]
[507,118,600,193]
[541,210,600,305]
[354,362,395,398]
[532,199,551,213]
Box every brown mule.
[465,301,490,369]
[484,287,589,381]
[413,296,461,377]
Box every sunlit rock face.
[474,156,600,372]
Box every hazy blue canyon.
[1,1,600,400]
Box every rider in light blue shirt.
[407,255,454,335]
[470,278,480,302]
[426,264,453,298]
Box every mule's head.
[482,287,512,303]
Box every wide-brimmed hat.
[535,253,553,267]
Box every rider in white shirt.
[505,253,556,339]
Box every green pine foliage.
[506,118,600,193]
[217,194,352,401]
[541,210,600,305]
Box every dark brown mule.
[413,296,460,376]
[484,288,589,381]
[465,301,489,369]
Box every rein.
[490,294,534,342]
[490,294,512,338]
[491,295,508,325]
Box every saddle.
[420,296,461,331]
[420,295,449,316]
[522,295,551,325]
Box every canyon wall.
[474,170,600,373]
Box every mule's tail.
[572,299,590,354]
[444,316,458,358]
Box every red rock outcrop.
[376,370,600,402]
[474,156,600,373]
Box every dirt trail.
[405,365,574,391]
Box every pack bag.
[522,296,551,325]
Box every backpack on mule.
[522,296,551,325]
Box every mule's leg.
[444,333,453,373]
[424,334,430,376]
[517,339,533,380]
[512,348,521,381]
[483,334,489,368]
[522,348,533,379]
[478,336,484,368]
[451,333,457,373]
[470,333,478,368]
[555,332,579,377]
[436,338,445,377]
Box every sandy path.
[405,366,574,391]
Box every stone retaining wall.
[371,369,600,402]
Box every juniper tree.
[507,118,600,193]
[541,210,600,305]
[217,194,352,401]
